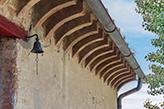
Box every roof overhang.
[85,0,147,82]
[0,0,146,90]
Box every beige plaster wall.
[16,37,117,109]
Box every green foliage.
[143,99,164,109]
[135,0,164,36]
[135,0,164,108]
[146,64,164,96]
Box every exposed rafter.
[15,0,137,90]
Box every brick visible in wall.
[0,37,18,109]
[0,0,8,8]
[7,5,16,17]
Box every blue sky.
[101,0,163,109]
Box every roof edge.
[85,0,147,82]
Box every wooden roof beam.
[85,42,113,69]
[71,28,104,56]
[78,36,109,65]
[63,19,98,54]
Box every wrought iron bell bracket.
[25,34,44,54]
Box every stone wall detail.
[0,37,18,109]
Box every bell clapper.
[35,53,39,74]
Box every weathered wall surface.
[0,37,18,109]
[16,37,117,109]
[0,0,118,109]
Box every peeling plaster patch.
[33,88,42,109]
[0,72,1,94]
[0,59,2,68]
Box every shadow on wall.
[33,88,42,109]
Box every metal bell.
[31,40,44,53]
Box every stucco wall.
[0,0,117,108]
[16,37,117,109]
